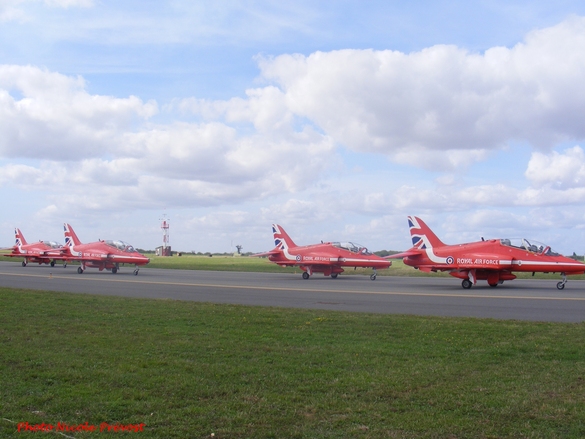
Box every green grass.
[2,288,585,438]
[146,254,303,273]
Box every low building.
[155,246,172,256]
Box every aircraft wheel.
[302,272,310,280]
[64,263,67,268]
[370,274,377,281]
[112,267,118,274]
[133,269,139,276]
[461,279,472,289]
[557,282,565,290]
[50,260,55,267]
[22,261,27,267]
[77,267,83,274]
[331,273,338,279]
[488,283,498,288]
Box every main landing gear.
[76,265,138,275]
[462,279,503,289]
[300,268,378,280]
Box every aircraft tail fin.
[408,216,446,249]
[15,228,27,246]
[63,223,82,247]
[272,224,297,250]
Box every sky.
[2,0,585,254]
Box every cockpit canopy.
[105,240,136,253]
[332,242,372,255]
[43,241,62,249]
[500,238,560,256]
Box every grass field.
[2,287,585,438]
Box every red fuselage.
[7,241,66,266]
[66,240,150,271]
[404,238,585,284]
[258,224,391,279]
[396,215,585,289]
[269,241,391,276]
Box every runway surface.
[1,261,584,322]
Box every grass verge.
[1,287,585,438]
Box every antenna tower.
[160,214,170,256]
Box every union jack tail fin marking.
[272,224,297,250]
[408,216,446,250]
[14,228,27,247]
[63,223,82,247]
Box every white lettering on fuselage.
[302,256,331,262]
[456,258,499,265]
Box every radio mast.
[158,214,171,256]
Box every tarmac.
[1,261,584,322]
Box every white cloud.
[257,16,585,171]
[515,145,585,206]
[0,0,25,21]
[43,0,93,7]
[0,163,44,184]
[4,16,585,250]
[0,0,92,23]
[0,65,157,160]
[0,65,336,216]
[525,146,585,189]
[260,198,332,224]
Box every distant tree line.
[137,249,256,257]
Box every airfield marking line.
[1,271,585,301]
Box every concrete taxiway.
[0,261,584,322]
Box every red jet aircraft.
[63,223,150,275]
[3,228,67,267]
[254,224,391,280]
[390,216,585,289]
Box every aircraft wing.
[1,252,20,257]
[250,249,281,257]
[384,249,423,259]
[65,253,111,262]
[384,249,443,273]
[43,248,71,258]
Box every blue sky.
[2,0,585,254]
